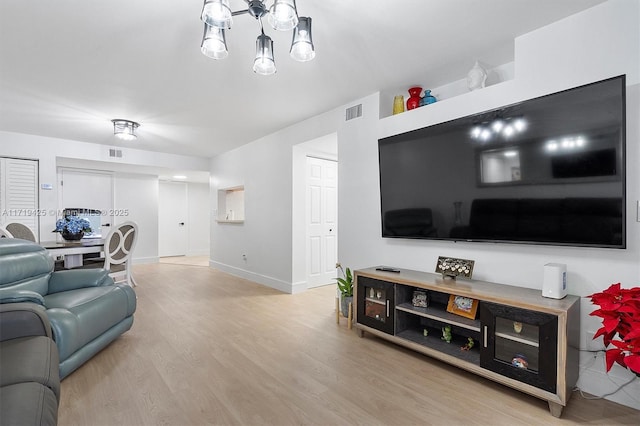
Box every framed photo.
[412,290,428,308]
[446,295,479,319]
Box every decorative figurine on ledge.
[467,60,488,91]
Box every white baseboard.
[187,250,210,257]
[209,261,294,294]
[291,281,308,294]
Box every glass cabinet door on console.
[480,302,558,393]
[357,276,394,334]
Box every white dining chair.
[4,222,37,242]
[0,226,14,238]
[83,221,138,287]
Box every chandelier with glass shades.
[200,0,315,75]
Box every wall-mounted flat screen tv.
[378,75,626,248]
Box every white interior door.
[59,169,113,238]
[159,181,188,257]
[306,157,338,288]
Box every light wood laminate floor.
[59,263,640,425]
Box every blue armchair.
[0,238,136,379]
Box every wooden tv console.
[354,266,580,417]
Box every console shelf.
[354,266,579,418]
[396,302,481,332]
[396,328,481,365]
[495,331,539,347]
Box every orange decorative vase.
[406,86,422,110]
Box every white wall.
[210,109,341,293]
[0,131,209,262]
[187,182,210,256]
[342,0,640,410]
[210,0,640,410]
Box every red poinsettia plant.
[589,283,640,375]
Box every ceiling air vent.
[109,148,123,158]
[345,104,362,121]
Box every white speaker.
[542,263,567,299]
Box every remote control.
[376,267,400,273]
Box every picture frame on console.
[412,290,428,307]
[446,295,479,319]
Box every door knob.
[179,222,185,226]
[103,223,111,227]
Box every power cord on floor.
[574,375,638,399]
[574,349,640,401]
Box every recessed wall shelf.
[216,185,245,223]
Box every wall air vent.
[109,148,123,158]
[345,104,362,121]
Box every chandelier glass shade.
[268,0,298,31]
[201,25,229,59]
[200,0,314,75]
[253,32,276,75]
[289,16,314,62]
[201,0,233,28]
[111,119,139,141]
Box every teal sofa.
[0,238,136,379]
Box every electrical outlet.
[585,330,605,351]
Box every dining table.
[40,238,105,269]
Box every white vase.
[467,61,487,91]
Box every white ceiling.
[0,0,605,159]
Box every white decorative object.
[467,61,487,91]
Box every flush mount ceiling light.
[200,0,315,75]
[111,119,139,141]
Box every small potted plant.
[589,282,640,376]
[335,263,353,318]
[53,215,92,241]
